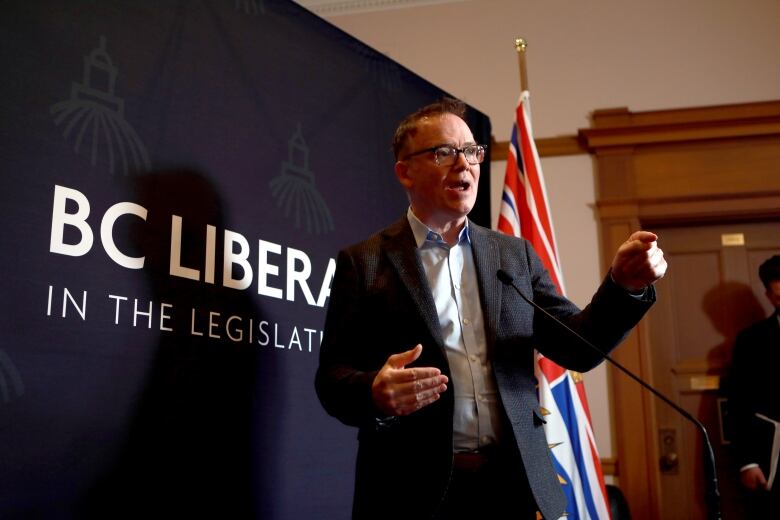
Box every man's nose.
[453,149,470,169]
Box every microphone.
[497,269,722,520]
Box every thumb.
[387,344,422,369]
[629,230,658,244]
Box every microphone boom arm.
[496,269,721,520]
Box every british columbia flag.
[498,91,611,520]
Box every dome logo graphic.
[50,36,150,176]
[270,124,334,235]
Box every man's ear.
[395,160,412,189]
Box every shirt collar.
[406,207,470,248]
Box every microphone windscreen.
[497,269,514,285]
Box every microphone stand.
[497,270,722,520]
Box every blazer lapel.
[382,217,445,348]
[468,222,502,352]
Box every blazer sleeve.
[523,240,656,372]
[314,248,381,428]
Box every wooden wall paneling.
[603,216,662,519]
[580,99,780,519]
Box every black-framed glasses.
[402,144,487,166]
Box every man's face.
[766,280,780,310]
[395,113,479,227]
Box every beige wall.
[309,0,780,459]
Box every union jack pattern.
[498,91,611,519]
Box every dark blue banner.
[0,1,491,517]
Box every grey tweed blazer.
[315,216,654,519]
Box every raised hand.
[610,231,667,293]
[371,344,448,416]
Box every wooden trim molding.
[490,100,780,162]
[579,100,780,150]
[598,191,780,227]
[600,457,618,477]
[490,134,586,161]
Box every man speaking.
[315,98,666,519]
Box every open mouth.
[448,180,471,191]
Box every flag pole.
[514,37,529,92]
[514,38,532,123]
[502,34,613,520]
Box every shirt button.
[469,354,478,363]
[463,318,470,325]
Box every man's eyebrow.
[431,141,477,148]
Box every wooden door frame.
[578,100,780,518]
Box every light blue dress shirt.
[407,208,504,452]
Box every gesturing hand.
[371,344,448,417]
[610,231,667,293]
[740,466,768,491]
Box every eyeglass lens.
[434,145,485,166]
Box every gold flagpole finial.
[514,38,529,92]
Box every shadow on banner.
[80,171,279,518]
